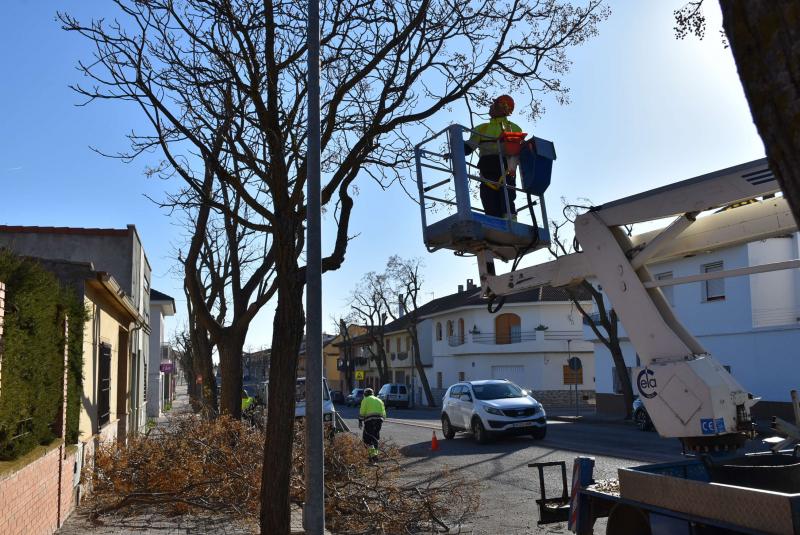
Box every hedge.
[0,251,85,460]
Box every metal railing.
[581,312,602,325]
[470,331,537,345]
[447,335,466,347]
[542,330,584,341]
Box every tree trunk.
[260,259,304,535]
[410,327,435,406]
[609,342,634,420]
[188,312,217,415]
[218,332,245,418]
[720,1,800,225]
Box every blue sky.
[0,2,765,350]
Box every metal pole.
[447,125,472,221]
[304,0,324,530]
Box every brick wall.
[0,280,5,393]
[0,445,77,535]
[531,389,596,409]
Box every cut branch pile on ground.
[88,416,262,518]
[87,416,478,533]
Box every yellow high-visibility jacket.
[359,395,386,422]
[468,117,522,157]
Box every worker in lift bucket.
[464,95,524,219]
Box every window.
[395,338,400,353]
[703,261,725,301]
[436,372,443,389]
[385,338,390,353]
[98,343,112,428]
[447,320,454,337]
[495,313,521,344]
[457,318,465,344]
[458,371,465,382]
[449,385,462,398]
[655,271,674,306]
[436,322,442,341]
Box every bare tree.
[60,1,609,530]
[674,1,800,227]
[549,209,635,419]
[349,273,392,385]
[385,256,436,407]
[331,317,359,393]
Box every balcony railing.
[542,330,584,341]
[447,335,466,347]
[470,331,537,345]
[581,312,602,325]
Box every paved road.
[337,405,687,534]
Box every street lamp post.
[304,0,324,532]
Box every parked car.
[633,397,654,431]
[263,378,336,423]
[441,380,546,443]
[330,390,345,404]
[345,388,365,407]
[378,383,410,408]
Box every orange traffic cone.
[430,431,440,452]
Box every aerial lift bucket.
[414,124,556,261]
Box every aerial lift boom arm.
[476,159,798,448]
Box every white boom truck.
[414,125,800,534]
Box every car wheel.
[441,415,456,439]
[472,418,489,444]
[530,426,547,440]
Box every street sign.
[160,362,174,373]
[568,357,582,371]
[355,370,365,381]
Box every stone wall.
[0,445,78,535]
[531,389,596,409]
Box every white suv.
[441,380,546,443]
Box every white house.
[147,289,176,419]
[423,280,595,408]
[589,231,800,419]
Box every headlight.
[484,406,503,416]
[533,403,543,412]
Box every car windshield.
[471,383,524,400]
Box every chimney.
[466,278,476,290]
[458,284,464,293]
